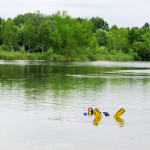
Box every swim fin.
[93,108,102,118]
[113,108,125,118]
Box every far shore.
[0,50,139,61]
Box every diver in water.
[85,107,125,126]
[88,107,110,116]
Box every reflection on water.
[0,60,150,150]
[114,117,124,127]
[93,117,102,126]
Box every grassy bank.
[0,50,139,61]
[0,45,140,61]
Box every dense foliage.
[0,11,150,60]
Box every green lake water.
[0,60,150,150]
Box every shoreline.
[0,51,139,61]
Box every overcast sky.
[0,0,150,27]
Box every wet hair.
[89,107,93,111]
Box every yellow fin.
[93,117,101,126]
[113,108,125,118]
[93,108,102,118]
[115,117,124,123]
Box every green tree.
[14,11,48,32]
[29,11,46,33]
[128,27,142,45]
[0,17,3,45]
[23,19,36,52]
[90,17,109,32]
[0,17,2,25]
[110,25,118,31]
[76,17,85,23]
[52,11,73,53]
[52,11,94,55]
[143,22,150,29]
[134,32,150,60]
[50,29,61,53]
[38,21,52,52]
[1,19,18,50]
[107,27,129,53]
[95,29,108,46]
[132,41,150,60]
[14,14,26,27]
[89,36,98,49]
[77,19,93,47]
[18,26,24,46]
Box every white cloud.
[0,0,150,27]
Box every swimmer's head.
[88,107,93,115]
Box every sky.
[0,0,150,28]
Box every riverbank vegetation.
[0,10,150,61]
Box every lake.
[0,60,150,150]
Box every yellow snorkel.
[88,112,92,115]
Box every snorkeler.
[88,107,110,116]
[85,107,125,126]
[87,107,125,117]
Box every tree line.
[0,10,150,60]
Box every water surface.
[0,60,150,150]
